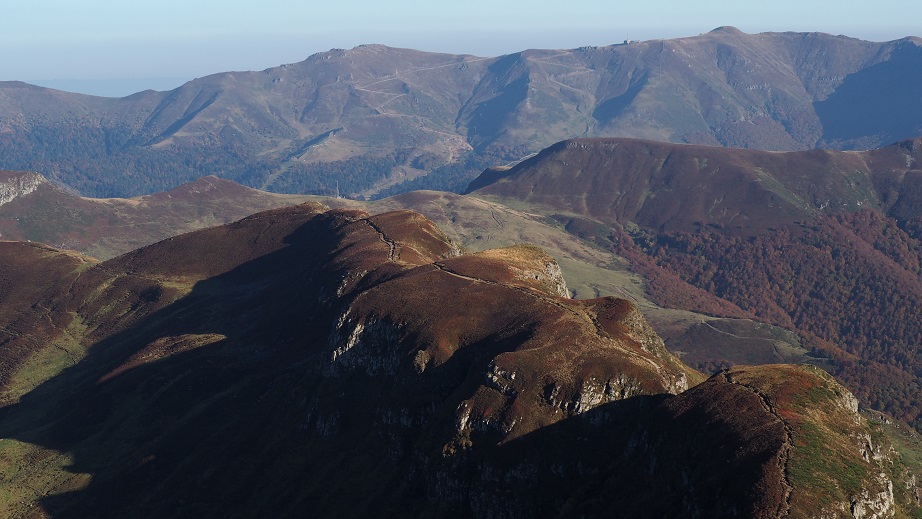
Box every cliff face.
[0,205,918,517]
[0,171,44,207]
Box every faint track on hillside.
[353,57,492,115]
[502,152,537,167]
[431,261,614,344]
[489,208,504,229]
[704,321,790,363]
[356,57,492,90]
[0,326,79,366]
[363,219,399,261]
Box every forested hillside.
[472,137,922,432]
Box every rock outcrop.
[0,171,44,207]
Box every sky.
[3,0,919,96]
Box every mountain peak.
[709,25,745,35]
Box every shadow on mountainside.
[0,208,669,518]
[816,42,922,148]
[0,215,365,517]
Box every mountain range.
[5,133,922,513]
[11,133,922,434]
[3,24,922,517]
[1,27,920,198]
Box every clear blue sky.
[3,0,918,96]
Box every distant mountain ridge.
[0,170,314,258]
[0,28,920,197]
[468,136,922,234]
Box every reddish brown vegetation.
[472,137,922,434]
[623,211,922,428]
[0,243,92,388]
[472,137,894,235]
[609,225,755,319]
[559,364,897,518]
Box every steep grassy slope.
[1,206,916,517]
[1,30,920,197]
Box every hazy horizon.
[6,0,919,97]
